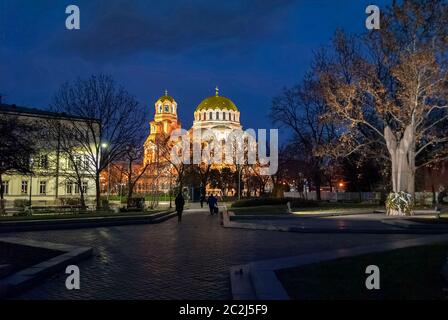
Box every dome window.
[216,111,219,120]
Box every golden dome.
[156,90,175,103]
[196,87,238,112]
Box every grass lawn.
[0,209,168,222]
[0,242,63,279]
[230,205,289,215]
[276,243,448,300]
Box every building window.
[66,181,73,194]
[158,105,162,113]
[82,182,88,194]
[2,181,9,195]
[223,112,226,120]
[39,181,47,195]
[21,180,28,194]
[74,183,80,194]
[202,112,206,120]
[209,112,213,120]
[164,105,170,112]
[216,112,219,120]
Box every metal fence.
[284,191,439,204]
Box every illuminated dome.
[196,87,238,112]
[156,90,175,103]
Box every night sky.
[0,0,391,140]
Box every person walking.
[207,194,218,215]
[175,192,185,223]
[200,194,205,208]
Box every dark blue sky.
[0,0,391,138]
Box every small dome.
[156,90,175,103]
[196,87,238,112]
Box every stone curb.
[230,234,448,300]
[381,219,448,230]
[0,237,93,298]
[0,210,176,233]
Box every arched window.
[203,112,206,120]
[158,105,162,113]
[210,112,213,120]
[216,111,220,120]
[223,112,227,120]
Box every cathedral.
[142,88,243,195]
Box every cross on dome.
[215,86,219,96]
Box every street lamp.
[29,157,34,205]
[101,143,110,202]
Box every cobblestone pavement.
[5,208,428,299]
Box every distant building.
[0,103,98,206]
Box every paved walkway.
[4,208,431,299]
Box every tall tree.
[318,1,448,210]
[0,115,37,213]
[51,74,146,208]
[271,73,338,200]
[121,143,150,207]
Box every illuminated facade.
[143,91,181,165]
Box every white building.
[0,104,98,207]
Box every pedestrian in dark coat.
[175,193,185,222]
[207,194,218,215]
[200,194,205,208]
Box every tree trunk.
[0,174,5,215]
[314,172,321,201]
[385,125,415,215]
[126,160,133,207]
[95,171,101,209]
[79,186,86,210]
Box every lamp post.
[237,164,242,200]
[29,157,34,205]
[169,168,172,208]
[101,143,110,202]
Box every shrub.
[13,199,31,208]
[287,198,319,208]
[231,198,287,208]
[231,197,318,208]
[386,192,413,216]
[61,198,81,206]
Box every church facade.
[141,88,243,195]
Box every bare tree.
[51,74,146,208]
[0,115,36,213]
[318,1,448,204]
[121,143,150,207]
[271,72,338,200]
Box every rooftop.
[0,103,99,122]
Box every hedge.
[231,198,319,208]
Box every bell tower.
[144,90,181,165]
